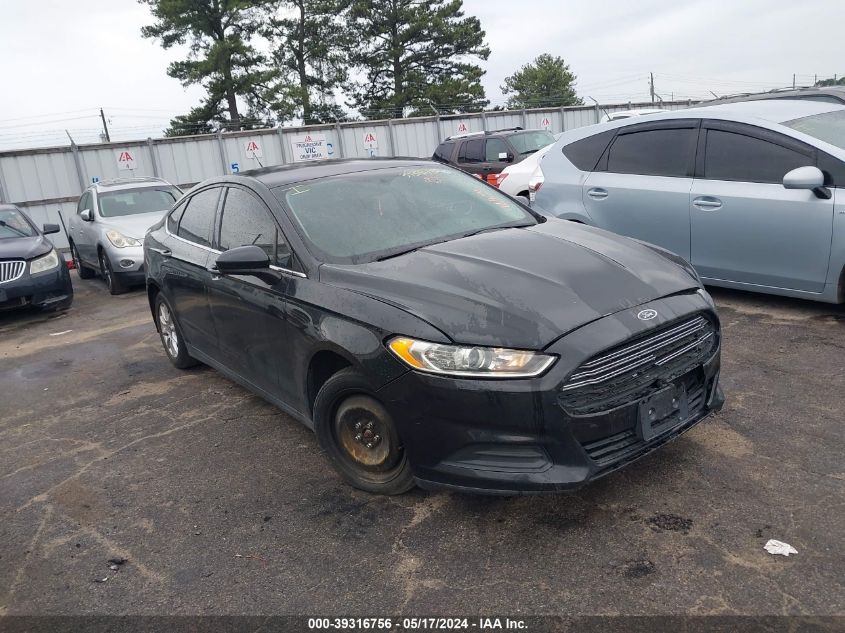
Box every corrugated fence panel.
[222,130,285,172]
[156,136,224,187]
[0,100,699,252]
[79,143,155,185]
[1,150,78,202]
[390,118,439,157]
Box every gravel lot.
[1,274,843,616]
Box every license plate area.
[637,383,689,442]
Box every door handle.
[587,187,608,200]
[693,197,723,210]
[148,247,171,257]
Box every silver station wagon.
[535,100,845,304]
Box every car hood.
[320,219,699,349]
[0,235,52,260]
[99,211,167,240]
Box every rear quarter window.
[562,130,615,171]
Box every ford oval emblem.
[637,309,658,321]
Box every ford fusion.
[144,159,724,495]
[0,203,72,312]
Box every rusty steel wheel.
[314,368,415,495]
[334,395,402,472]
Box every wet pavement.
[1,274,843,616]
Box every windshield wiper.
[0,220,29,238]
[376,245,428,262]
[461,223,534,239]
[521,149,540,155]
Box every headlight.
[29,249,60,275]
[388,337,556,378]
[106,229,142,248]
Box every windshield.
[98,187,180,218]
[275,166,537,264]
[0,207,37,239]
[508,131,556,155]
[783,109,845,151]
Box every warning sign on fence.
[290,133,329,162]
[244,139,263,159]
[363,131,378,150]
[116,150,136,171]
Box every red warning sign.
[116,150,136,171]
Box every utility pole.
[650,72,655,104]
[99,108,111,143]
[792,74,796,89]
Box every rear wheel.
[314,368,415,495]
[99,250,127,295]
[155,294,198,369]
[70,242,95,279]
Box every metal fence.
[0,100,695,249]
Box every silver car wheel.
[158,302,179,359]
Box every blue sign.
[231,162,240,173]
[92,176,99,183]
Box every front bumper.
[377,291,723,494]
[105,245,145,275]
[0,263,73,311]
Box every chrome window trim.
[164,221,307,279]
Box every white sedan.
[496,141,555,204]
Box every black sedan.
[0,204,73,312]
[144,159,723,495]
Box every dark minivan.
[144,159,723,495]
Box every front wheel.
[99,250,127,295]
[313,368,415,495]
[155,294,198,369]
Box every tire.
[154,293,198,369]
[70,242,95,279]
[313,368,415,495]
[517,194,530,206]
[99,249,127,295]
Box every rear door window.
[177,187,220,247]
[485,138,509,162]
[459,139,485,163]
[704,129,813,184]
[606,128,697,177]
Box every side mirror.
[80,209,93,222]
[42,223,60,235]
[783,166,831,199]
[214,245,281,283]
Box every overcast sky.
[1,0,842,149]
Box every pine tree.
[347,0,489,118]
[140,0,277,133]
[262,0,351,124]
[501,54,582,109]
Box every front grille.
[581,374,709,468]
[560,314,717,415]
[0,260,26,284]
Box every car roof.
[682,99,844,123]
[0,203,22,212]
[91,177,173,192]
[237,157,435,189]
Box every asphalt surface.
[0,273,843,616]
